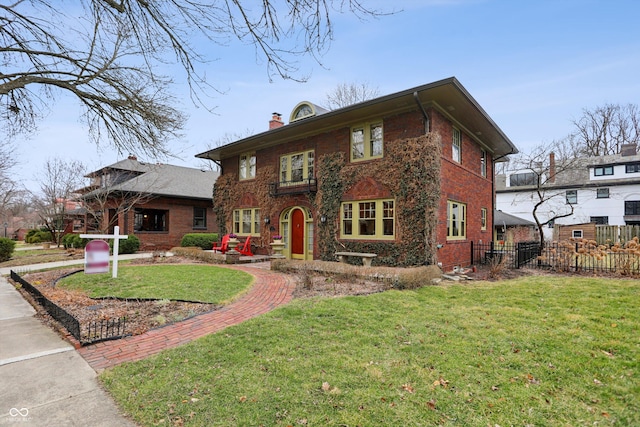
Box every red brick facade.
[219,108,495,269]
[106,196,216,250]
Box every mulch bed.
[12,257,219,343]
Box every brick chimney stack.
[128,154,137,161]
[549,152,556,183]
[269,112,284,129]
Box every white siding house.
[496,145,640,241]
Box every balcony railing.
[269,178,317,196]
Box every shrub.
[61,233,89,249]
[180,233,219,250]
[0,237,16,262]
[110,235,140,254]
[24,229,38,242]
[25,229,53,243]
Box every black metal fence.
[471,241,640,275]
[471,241,541,269]
[10,270,128,345]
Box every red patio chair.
[212,234,230,253]
[237,235,253,256]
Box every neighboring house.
[494,210,537,243]
[197,77,517,269]
[496,145,640,241]
[79,156,219,250]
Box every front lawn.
[101,275,639,426]
[57,264,253,304]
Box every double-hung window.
[447,200,466,239]
[480,149,487,177]
[596,188,610,199]
[452,128,462,163]
[193,207,207,229]
[233,208,260,236]
[239,152,256,180]
[481,208,487,230]
[351,122,383,162]
[340,199,395,239]
[566,190,578,204]
[280,150,314,185]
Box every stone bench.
[335,251,377,267]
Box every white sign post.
[80,226,128,278]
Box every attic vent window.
[290,102,315,122]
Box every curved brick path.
[78,264,296,372]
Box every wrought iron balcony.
[269,178,317,196]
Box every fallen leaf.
[321,382,330,391]
[593,379,603,386]
[402,383,415,393]
[491,385,499,391]
[239,396,247,402]
[426,399,436,410]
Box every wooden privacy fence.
[596,225,640,245]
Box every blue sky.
[13,0,640,192]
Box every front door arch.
[280,206,313,260]
[291,208,305,259]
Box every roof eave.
[195,77,518,162]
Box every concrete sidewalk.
[0,260,138,426]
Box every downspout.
[413,91,430,133]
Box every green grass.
[57,265,253,304]
[101,275,639,426]
[0,247,72,268]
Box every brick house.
[197,77,517,269]
[80,156,219,250]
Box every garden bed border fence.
[10,270,128,345]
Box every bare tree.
[507,140,583,250]
[196,130,255,172]
[570,103,640,156]
[1,1,386,156]
[0,140,22,225]
[324,81,380,109]
[33,158,86,245]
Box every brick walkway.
[78,264,296,372]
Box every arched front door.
[291,208,305,259]
[280,206,313,260]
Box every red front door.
[291,208,305,258]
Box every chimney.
[549,152,556,183]
[128,154,137,161]
[269,112,284,129]
[620,144,637,157]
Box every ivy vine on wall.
[212,133,442,266]
[316,133,442,267]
